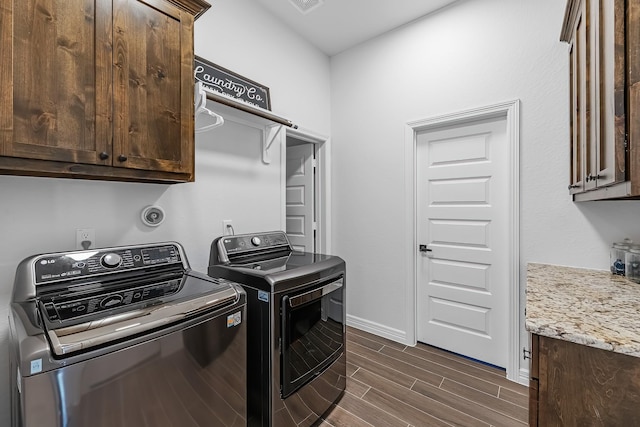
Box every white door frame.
[280,127,332,255]
[403,100,520,382]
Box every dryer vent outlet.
[141,206,165,227]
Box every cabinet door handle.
[99,152,109,160]
[117,155,128,162]
[568,184,579,190]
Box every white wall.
[0,0,330,423]
[196,0,331,133]
[330,0,640,377]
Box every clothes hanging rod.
[203,89,298,129]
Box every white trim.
[280,128,288,233]
[404,99,521,383]
[403,121,418,347]
[519,368,530,386]
[286,127,328,145]
[322,137,333,254]
[347,314,409,345]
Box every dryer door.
[280,276,344,398]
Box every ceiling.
[253,0,460,56]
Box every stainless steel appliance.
[208,231,346,427]
[9,242,247,427]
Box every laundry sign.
[194,56,271,110]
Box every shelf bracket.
[263,124,284,164]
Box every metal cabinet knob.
[117,155,128,162]
[99,152,109,160]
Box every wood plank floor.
[318,327,528,427]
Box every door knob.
[419,245,432,253]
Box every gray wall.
[329,0,640,380]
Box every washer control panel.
[34,244,183,284]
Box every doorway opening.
[284,129,329,255]
[404,100,521,383]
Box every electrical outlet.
[76,228,95,250]
[222,220,234,236]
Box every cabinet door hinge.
[625,133,629,151]
[523,347,532,360]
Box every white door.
[416,116,509,368]
[286,143,315,252]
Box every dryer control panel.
[220,231,290,255]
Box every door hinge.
[523,347,531,360]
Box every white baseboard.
[346,314,410,345]
[518,367,530,386]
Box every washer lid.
[42,272,241,357]
[229,251,338,274]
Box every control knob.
[251,236,262,246]
[101,253,122,269]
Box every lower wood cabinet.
[529,334,640,426]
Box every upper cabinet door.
[568,2,586,194]
[631,0,640,194]
[592,0,626,187]
[561,0,630,200]
[1,0,112,165]
[111,0,194,175]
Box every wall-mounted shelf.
[197,85,298,164]
[203,88,297,129]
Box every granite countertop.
[526,263,640,356]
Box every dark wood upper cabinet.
[4,0,112,166]
[561,0,638,200]
[0,0,209,183]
